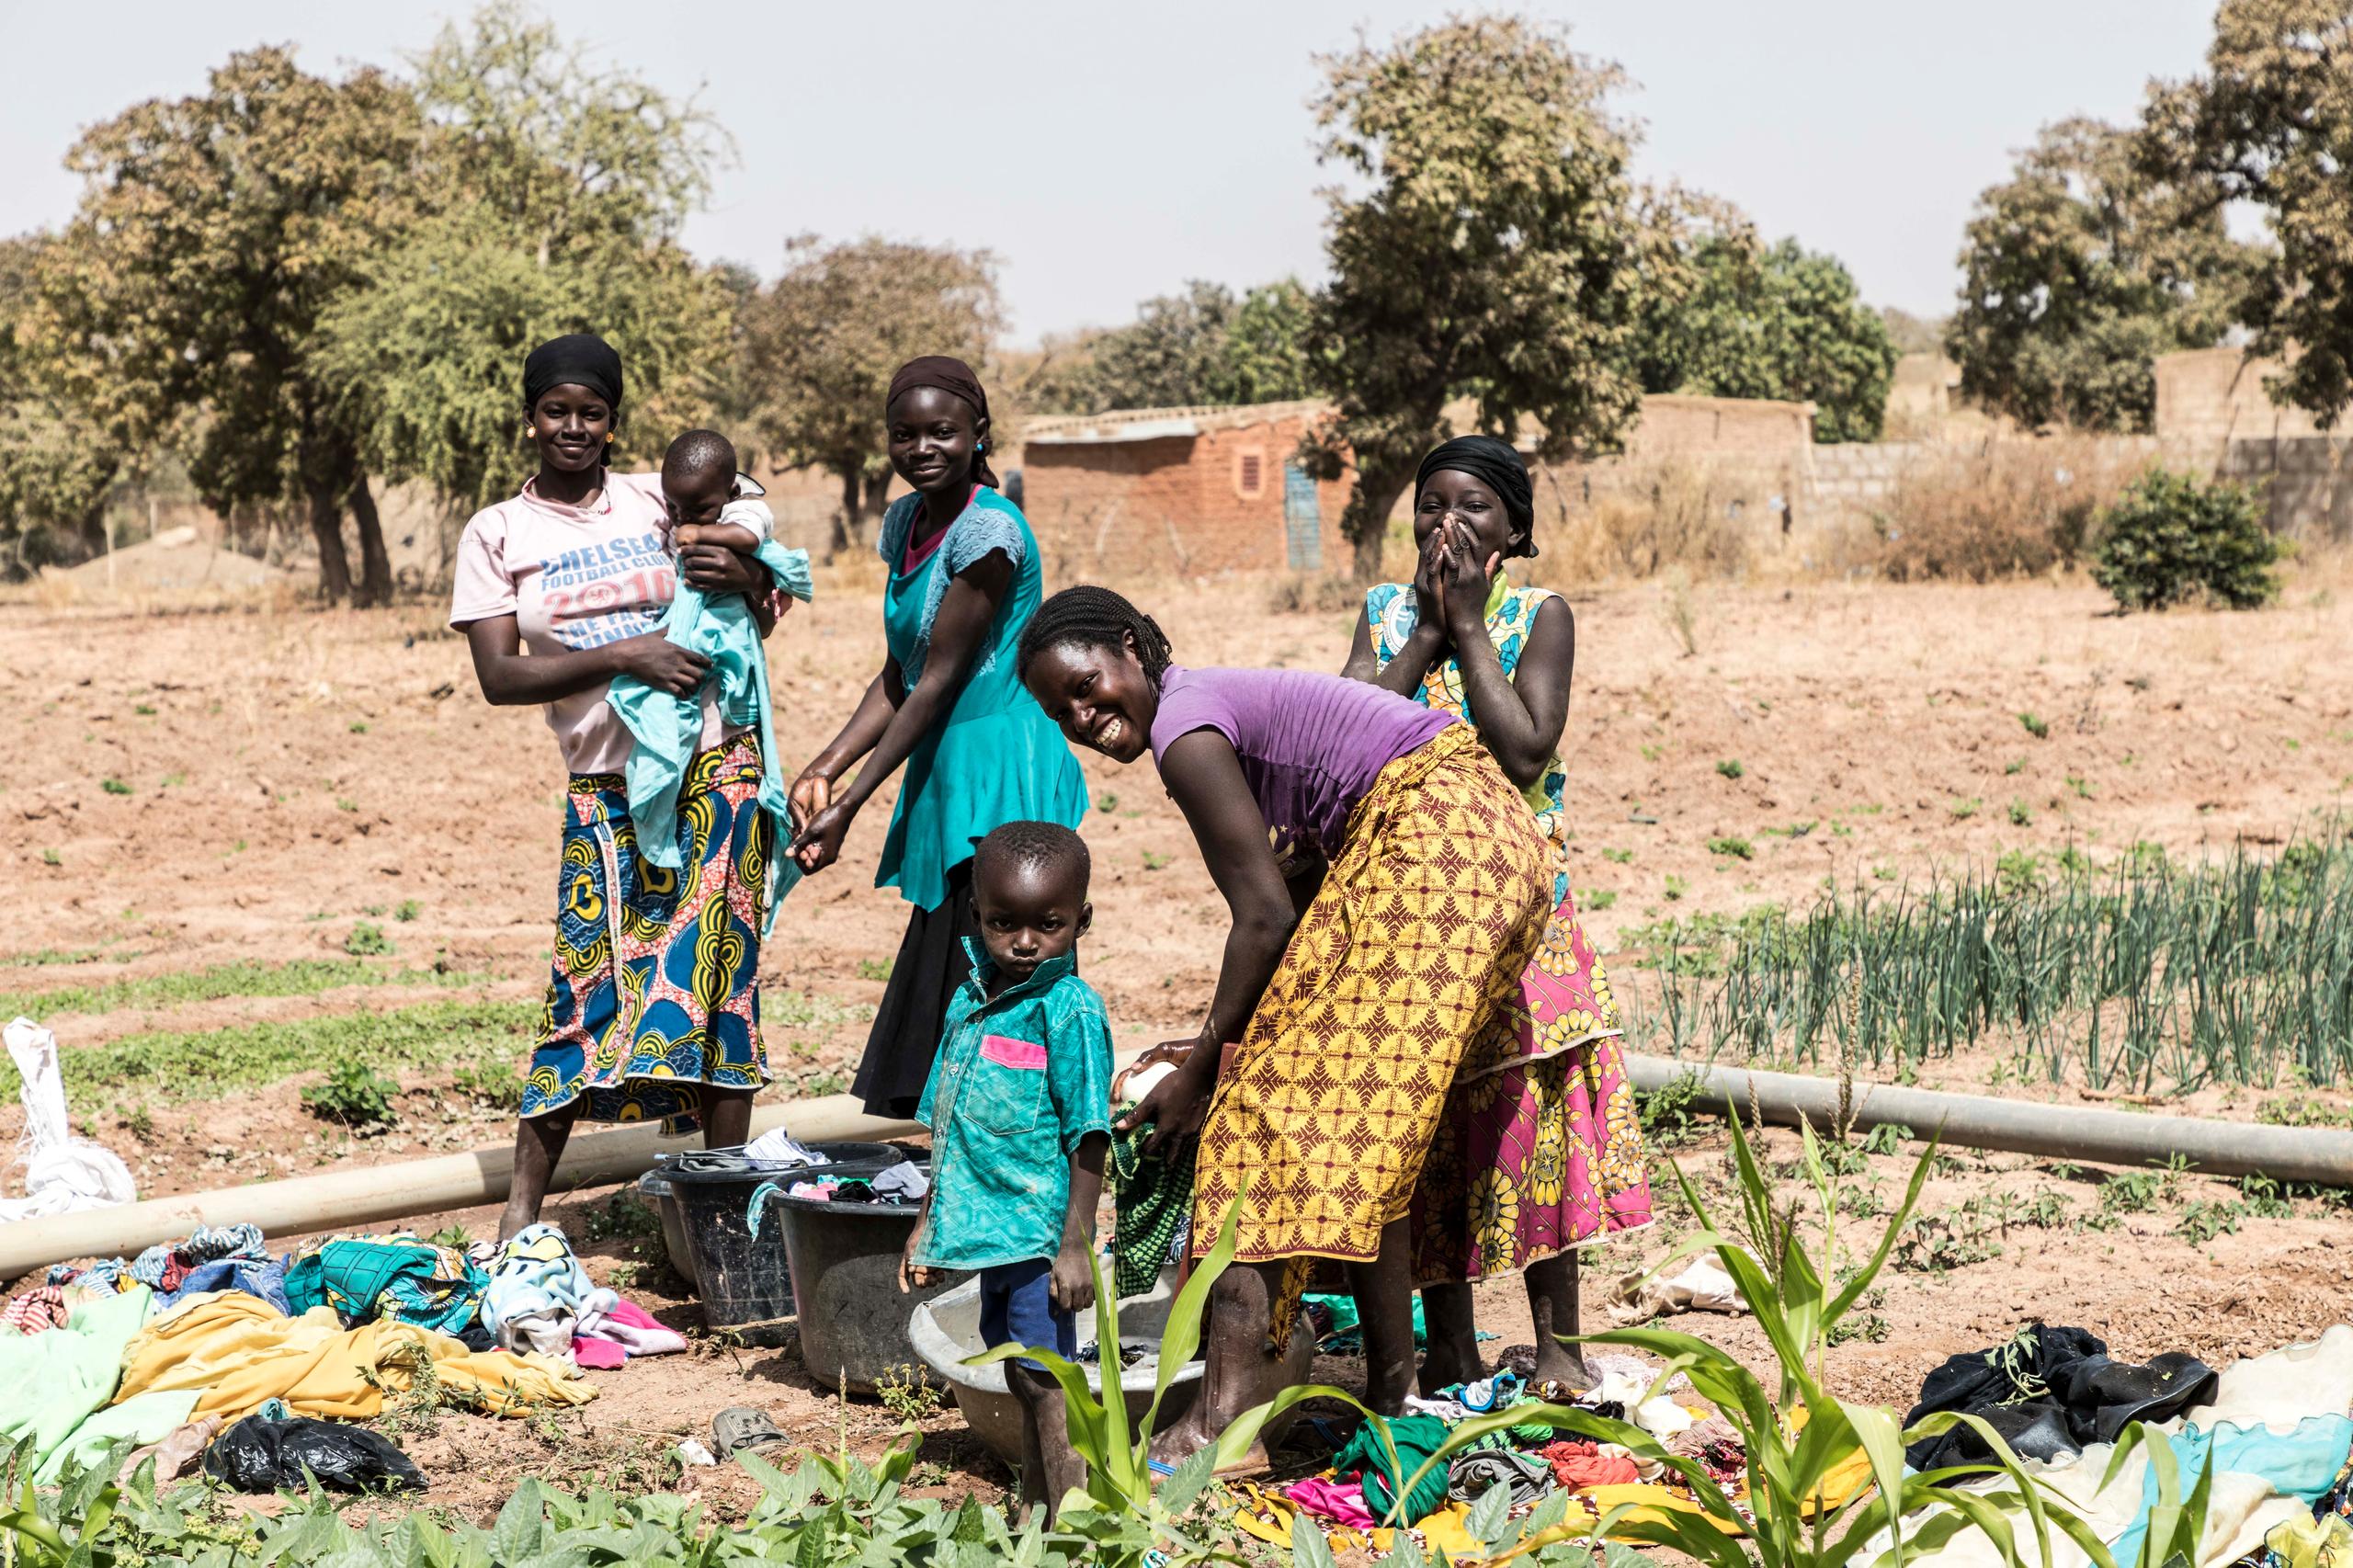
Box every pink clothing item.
[576,1298,688,1359]
[449,471,731,774]
[571,1335,627,1370]
[1285,1475,1376,1528]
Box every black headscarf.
[1415,434,1538,558]
[886,356,999,487]
[523,334,624,413]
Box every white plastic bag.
[0,1017,135,1223]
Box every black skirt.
[852,859,980,1119]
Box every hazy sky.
[0,1,2222,344]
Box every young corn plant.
[1212,1117,2203,1568]
[965,1201,1256,1567]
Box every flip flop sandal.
[712,1406,791,1459]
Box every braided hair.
[1017,585,1174,689]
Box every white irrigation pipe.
[1625,1056,2353,1186]
[9,1061,2347,1282]
[0,1095,919,1282]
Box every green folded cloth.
[1108,1104,1195,1300]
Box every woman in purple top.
[1018,585,1554,1466]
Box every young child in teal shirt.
[899,820,1111,1518]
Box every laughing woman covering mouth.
[789,358,1086,1117]
[1017,585,1552,1462]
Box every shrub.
[344,922,392,957]
[2092,467,2280,612]
[301,1061,399,1131]
[1873,437,2126,583]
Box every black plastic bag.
[203,1415,427,1494]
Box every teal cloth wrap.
[873,488,1086,913]
[1334,1414,1503,1524]
[607,538,813,936]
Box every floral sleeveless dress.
[1363,577,1654,1282]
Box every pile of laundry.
[1230,1355,1870,1556]
[744,1160,929,1236]
[1884,1324,2353,1568]
[5,1219,677,1492]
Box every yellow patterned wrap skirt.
[1188,724,1552,1336]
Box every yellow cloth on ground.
[115,1291,593,1421]
[1232,1485,1482,1557]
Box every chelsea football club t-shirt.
[449,471,733,776]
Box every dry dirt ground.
[3,566,2350,1525]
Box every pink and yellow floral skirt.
[1410,890,1653,1283]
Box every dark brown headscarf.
[885,356,998,488]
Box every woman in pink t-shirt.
[449,334,782,1239]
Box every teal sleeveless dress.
[854,485,1086,1116]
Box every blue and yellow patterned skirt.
[526,733,772,1131]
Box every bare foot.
[1147,1407,1216,1468]
[1415,1338,1488,1397]
[1530,1339,1596,1392]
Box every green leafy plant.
[1716,758,1745,779]
[2093,467,2281,613]
[1213,1117,2176,1568]
[2019,711,2050,739]
[968,1201,1258,1563]
[2007,800,2032,826]
[100,778,131,797]
[1637,1068,1711,1148]
[873,1365,944,1423]
[300,1061,399,1131]
[344,921,392,957]
[1708,835,1755,860]
[1950,798,1982,821]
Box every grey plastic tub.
[907,1269,1313,1471]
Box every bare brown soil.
[2,569,2348,1523]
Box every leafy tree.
[1298,17,1663,579]
[39,48,427,603]
[1083,280,1241,411]
[0,236,121,570]
[738,235,1003,556]
[1220,278,1319,405]
[1636,232,1899,443]
[1072,278,1319,412]
[313,8,733,517]
[1880,307,1949,357]
[1948,117,2253,433]
[2140,0,2353,426]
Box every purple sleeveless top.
[1147,665,1454,859]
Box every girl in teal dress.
[790,358,1086,1116]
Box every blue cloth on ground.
[480,1222,618,1335]
[979,1258,1075,1373]
[2109,1415,2353,1568]
[158,1254,292,1314]
[605,506,812,937]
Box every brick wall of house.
[1022,408,1350,577]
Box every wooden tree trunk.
[829,467,860,560]
[1347,466,1414,584]
[306,475,353,604]
[348,472,392,607]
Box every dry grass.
[1263,572,1364,617]
[1870,437,2143,584]
[1541,457,1755,585]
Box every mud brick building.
[1016,401,1353,576]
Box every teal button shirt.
[913,942,1113,1272]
